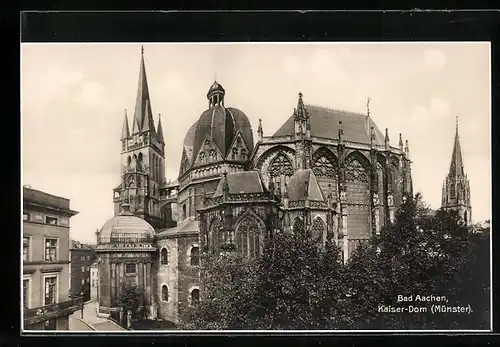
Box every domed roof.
[207,80,225,97]
[273,105,385,146]
[96,204,156,250]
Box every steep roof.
[287,169,324,202]
[448,123,465,178]
[213,171,264,198]
[273,105,385,145]
[131,47,156,135]
[156,217,199,236]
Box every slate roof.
[213,171,264,198]
[273,104,385,145]
[287,169,325,202]
[156,217,199,236]
[448,126,465,178]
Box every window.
[92,280,95,287]
[44,276,57,305]
[125,263,136,274]
[80,255,85,261]
[162,285,168,301]
[23,212,30,221]
[44,318,57,330]
[160,248,168,265]
[23,237,30,261]
[45,239,58,261]
[81,278,85,285]
[182,204,187,219]
[45,216,58,225]
[191,289,200,305]
[81,266,85,272]
[190,247,200,266]
[23,279,30,309]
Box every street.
[68,301,125,331]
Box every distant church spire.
[157,114,165,144]
[441,116,472,226]
[121,109,130,140]
[132,46,156,135]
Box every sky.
[21,43,491,244]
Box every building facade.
[69,241,96,302]
[90,261,99,301]
[441,119,472,226]
[95,48,413,324]
[22,186,81,330]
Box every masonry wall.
[177,235,200,314]
[156,237,179,323]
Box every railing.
[24,297,83,324]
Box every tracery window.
[241,149,247,159]
[312,154,337,178]
[235,216,261,258]
[199,152,206,164]
[311,217,325,242]
[232,148,237,160]
[345,159,368,182]
[210,149,217,161]
[208,220,221,253]
[269,153,294,177]
[292,217,305,234]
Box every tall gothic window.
[269,152,293,195]
[199,152,206,164]
[312,153,337,178]
[292,217,305,234]
[235,216,262,258]
[208,220,221,253]
[345,159,369,183]
[450,182,456,200]
[210,149,217,161]
[311,217,325,242]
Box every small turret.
[121,109,130,140]
[156,114,165,144]
[384,128,390,151]
[404,140,410,159]
[399,133,404,152]
[257,118,263,142]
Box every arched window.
[311,217,325,242]
[208,220,221,254]
[241,149,247,160]
[162,285,168,301]
[190,247,200,266]
[137,153,143,171]
[269,152,294,196]
[191,289,200,305]
[235,216,261,258]
[345,158,369,183]
[312,151,337,178]
[160,248,168,265]
[199,152,206,164]
[292,217,305,234]
[210,149,216,161]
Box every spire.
[448,119,465,177]
[384,128,390,150]
[121,109,130,140]
[132,46,155,135]
[156,114,165,144]
[398,133,404,151]
[338,121,344,143]
[141,99,155,133]
[294,92,307,120]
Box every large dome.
[97,204,156,250]
[180,81,254,173]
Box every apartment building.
[22,186,81,330]
[69,240,96,302]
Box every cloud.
[411,105,431,122]
[429,98,451,118]
[424,49,447,68]
[22,66,84,104]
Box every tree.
[343,193,490,330]
[116,282,144,319]
[179,231,346,330]
[178,252,259,330]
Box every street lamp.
[80,291,84,319]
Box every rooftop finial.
[141,45,144,55]
[456,114,459,132]
[366,96,371,117]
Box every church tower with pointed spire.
[113,46,167,229]
[441,117,472,226]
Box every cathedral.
[93,47,467,325]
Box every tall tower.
[115,46,167,229]
[441,117,472,226]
